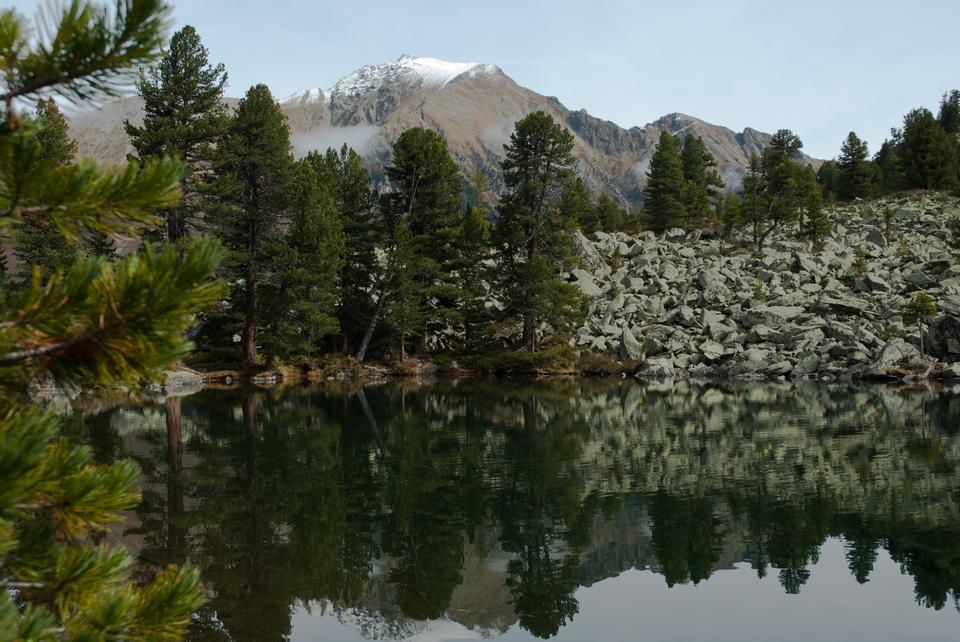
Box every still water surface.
[85,379,960,641]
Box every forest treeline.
[5,25,960,369]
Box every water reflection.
[88,380,960,640]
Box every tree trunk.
[165,396,183,475]
[522,235,540,352]
[357,291,386,363]
[399,334,406,361]
[242,216,258,369]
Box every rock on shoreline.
[570,195,960,382]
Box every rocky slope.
[568,195,960,380]
[67,55,819,207]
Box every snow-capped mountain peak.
[325,55,498,103]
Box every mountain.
[67,55,820,209]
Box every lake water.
[85,379,960,641]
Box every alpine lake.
[84,378,960,641]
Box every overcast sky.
[12,0,960,158]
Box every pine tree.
[742,130,820,249]
[816,160,838,202]
[260,160,345,363]
[207,84,293,369]
[309,145,380,353]
[0,1,222,638]
[720,191,743,234]
[836,132,873,199]
[382,127,463,352]
[458,171,493,347]
[680,134,723,224]
[874,138,905,192]
[125,25,228,243]
[938,89,960,135]
[561,176,596,232]
[594,193,626,232]
[11,99,80,281]
[385,223,425,361]
[643,131,686,232]
[798,164,830,245]
[494,111,586,352]
[898,108,959,190]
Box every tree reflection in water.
[86,380,960,640]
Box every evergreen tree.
[720,191,743,234]
[898,108,959,190]
[385,224,425,360]
[680,134,723,224]
[458,171,493,348]
[494,111,586,352]
[561,176,596,232]
[836,132,873,199]
[742,130,820,249]
[260,160,345,363]
[382,127,463,352]
[874,138,905,192]
[816,160,838,202]
[0,1,221,638]
[207,84,293,368]
[798,164,830,245]
[594,193,626,231]
[643,131,686,232]
[310,145,379,353]
[938,89,960,135]
[125,25,228,243]
[11,99,80,281]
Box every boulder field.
[569,195,960,381]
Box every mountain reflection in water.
[85,380,960,641]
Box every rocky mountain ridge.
[66,55,820,207]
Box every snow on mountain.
[326,54,498,102]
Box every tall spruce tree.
[836,132,873,200]
[309,145,379,353]
[680,134,723,224]
[874,138,905,192]
[125,25,228,243]
[562,176,596,232]
[0,1,222,638]
[11,99,80,281]
[494,111,586,352]
[938,89,960,136]
[207,84,293,368]
[382,127,463,353]
[643,131,686,232]
[898,108,959,190]
[743,129,820,249]
[594,193,626,231]
[385,223,424,360]
[259,159,345,363]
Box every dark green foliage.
[385,223,424,360]
[939,89,960,135]
[594,193,626,231]
[898,108,958,190]
[874,138,905,192]
[720,191,743,233]
[680,134,723,224]
[836,132,873,199]
[11,99,79,281]
[260,159,345,363]
[902,293,937,355]
[309,145,379,353]
[817,160,838,201]
[798,164,830,245]
[741,130,821,248]
[207,84,293,368]
[125,25,228,242]
[562,176,596,232]
[643,131,686,231]
[494,111,587,352]
[0,1,218,638]
[382,127,463,352]
[458,174,493,346]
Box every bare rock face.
[926,315,960,362]
[67,55,820,209]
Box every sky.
[11,0,960,159]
